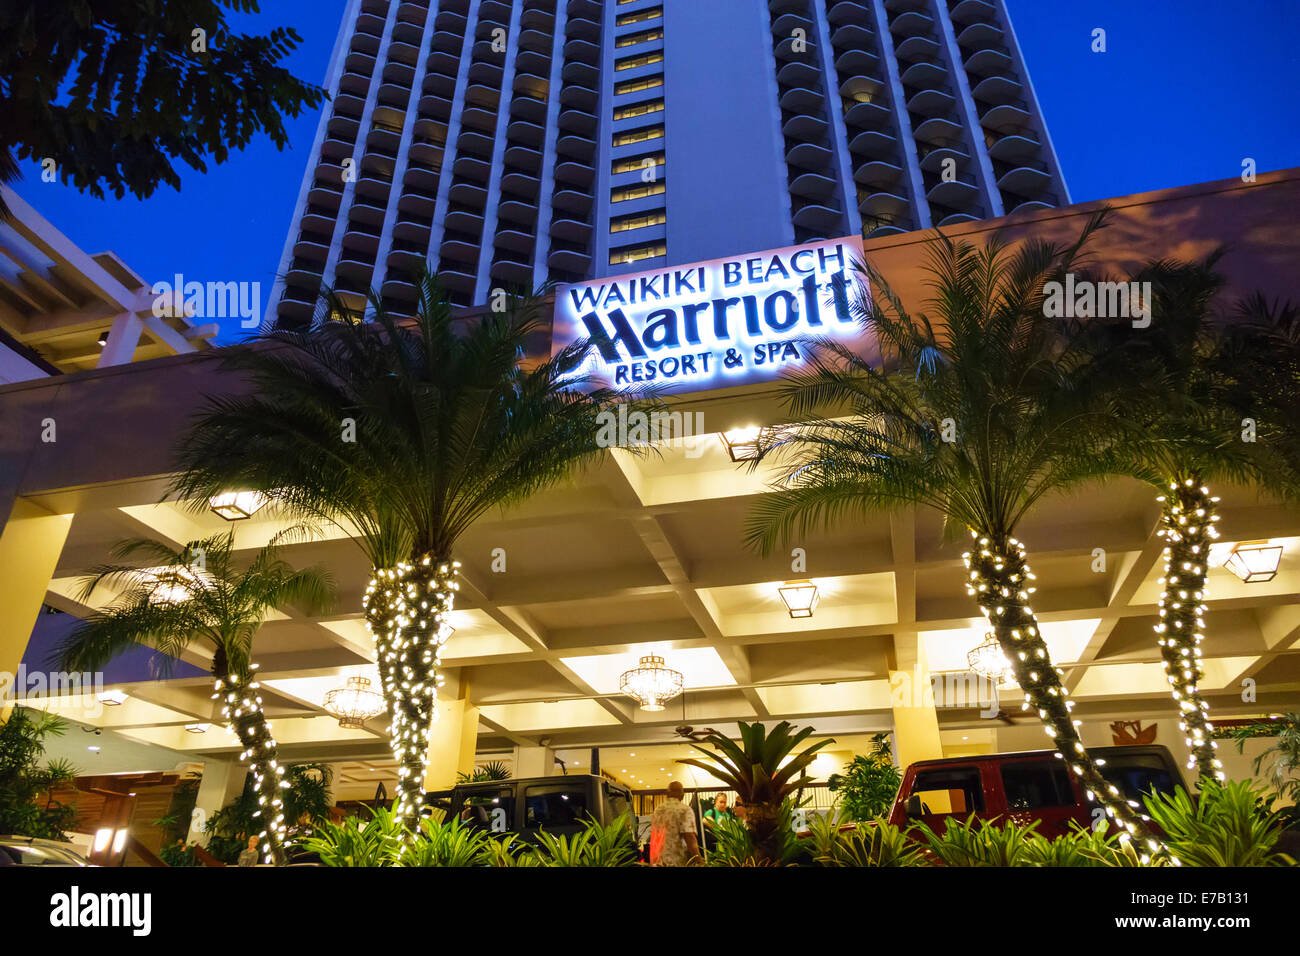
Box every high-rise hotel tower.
[268,0,1068,326]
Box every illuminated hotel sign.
[553,236,868,392]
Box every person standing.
[702,792,734,831]
[237,834,260,867]
[649,781,700,866]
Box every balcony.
[786,142,836,170]
[858,191,909,218]
[950,0,998,24]
[828,1,872,25]
[847,130,898,157]
[997,165,1053,197]
[987,133,1041,164]
[889,11,933,36]
[965,47,1013,77]
[790,172,837,200]
[926,179,980,208]
[894,35,940,62]
[782,114,830,141]
[843,100,892,130]
[496,200,539,227]
[551,189,592,215]
[853,159,904,189]
[491,257,534,287]
[980,103,1032,135]
[957,21,1004,51]
[792,203,843,232]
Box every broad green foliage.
[1142,780,1294,867]
[529,814,638,868]
[304,805,635,867]
[806,813,926,868]
[0,708,78,840]
[679,720,833,864]
[827,754,902,822]
[0,0,324,216]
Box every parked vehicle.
[0,835,92,866]
[888,745,1186,838]
[426,774,635,841]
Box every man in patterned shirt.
[649,781,700,866]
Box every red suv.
[887,745,1185,838]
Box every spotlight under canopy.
[208,490,269,521]
[721,426,763,462]
[1223,542,1283,583]
[778,580,819,619]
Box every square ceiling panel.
[561,644,737,694]
[921,619,1101,673]
[697,572,896,637]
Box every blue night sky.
[10,0,1299,344]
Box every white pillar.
[188,759,248,845]
[513,745,555,779]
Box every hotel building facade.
[268,0,1067,325]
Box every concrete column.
[888,633,945,771]
[513,745,555,779]
[188,759,248,845]
[422,696,480,790]
[0,500,74,716]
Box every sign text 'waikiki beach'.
[553,236,867,392]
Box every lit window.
[616,27,664,48]
[615,74,664,96]
[611,181,666,203]
[611,152,665,175]
[613,98,664,121]
[612,124,664,148]
[610,242,666,265]
[615,51,664,71]
[616,6,662,26]
[611,211,667,233]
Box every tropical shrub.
[827,754,902,822]
[680,720,833,864]
[915,815,1044,867]
[1142,779,1294,867]
[530,813,638,867]
[0,707,77,840]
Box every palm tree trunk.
[1155,476,1222,781]
[364,554,460,829]
[214,664,287,866]
[966,532,1162,855]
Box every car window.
[1001,762,1075,810]
[910,767,985,815]
[604,783,631,822]
[459,787,515,833]
[524,785,589,828]
[1097,755,1179,803]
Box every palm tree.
[1076,257,1296,782]
[170,278,636,826]
[52,531,334,865]
[678,720,833,864]
[744,214,1162,853]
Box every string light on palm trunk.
[362,554,460,827]
[963,531,1164,860]
[213,662,287,864]
[1154,478,1225,781]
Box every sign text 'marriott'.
[557,238,863,388]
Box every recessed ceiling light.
[97,689,128,705]
[184,723,211,734]
[87,745,101,752]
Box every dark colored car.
[426,774,636,842]
[888,745,1185,838]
